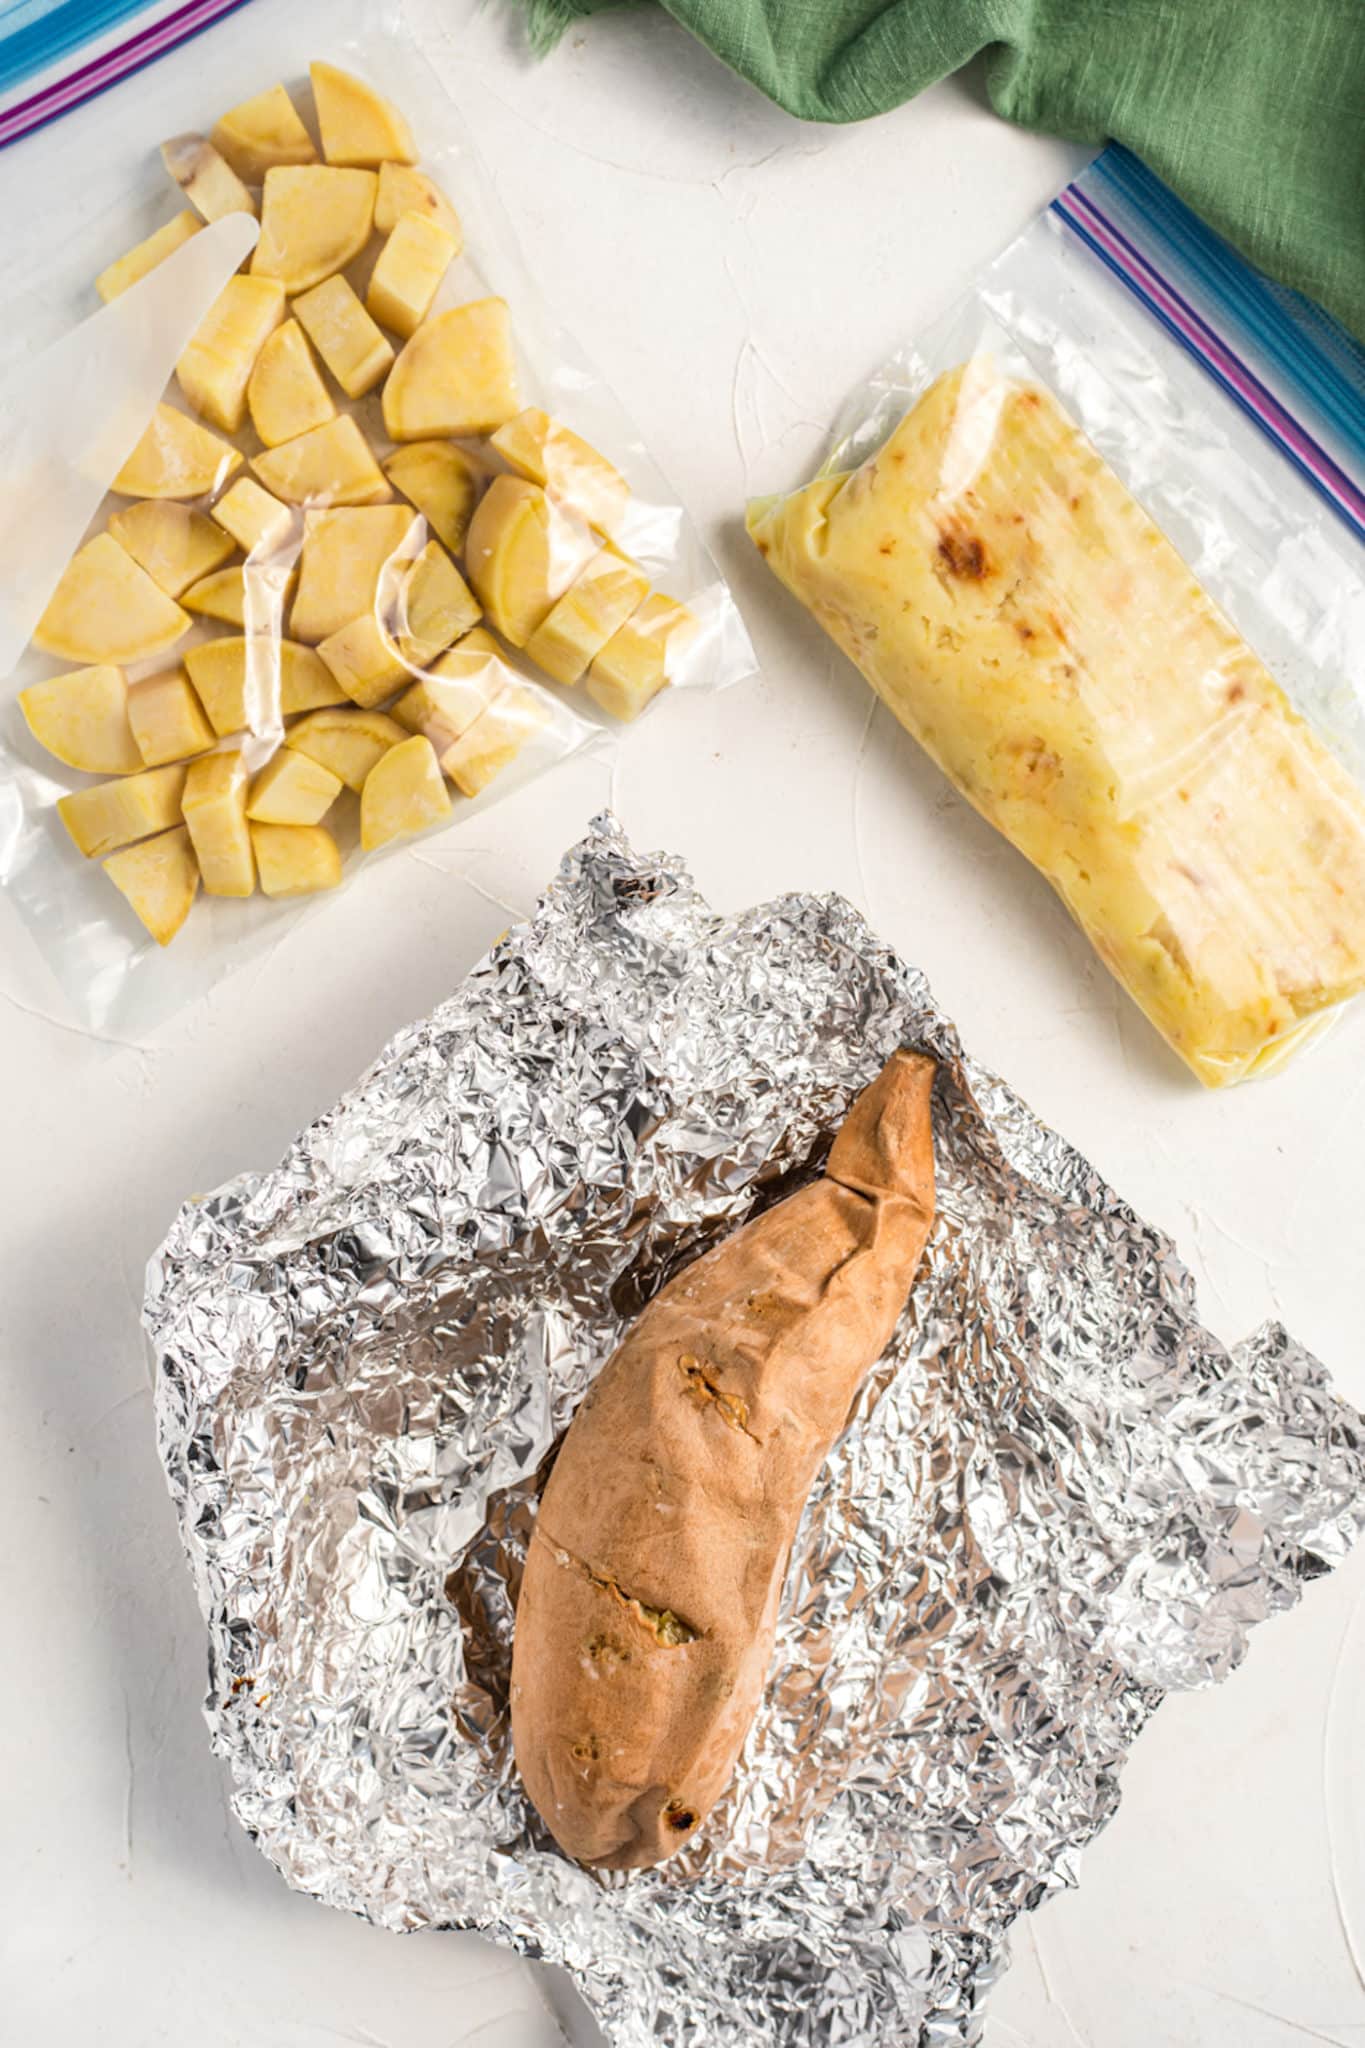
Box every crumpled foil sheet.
[146,814,1365,2046]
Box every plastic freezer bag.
[747,148,1365,1089]
[0,0,753,1037]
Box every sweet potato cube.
[490,408,628,537]
[382,440,483,554]
[374,162,460,242]
[289,504,418,643]
[440,683,549,797]
[19,665,140,775]
[524,546,649,685]
[96,212,202,303]
[366,211,456,340]
[316,614,407,708]
[382,299,518,440]
[392,629,505,753]
[176,275,285,433]
[107,501,235,598]
[395,541,480,666]
[360,733,450,849]
[182,748,254,895]
[464,474,594,647]
[252,415,390,507]
[246,748,343,824]
[113,404,241,500]
[250,821,341,896]
[211,479,295,557]
[311,62,416,167]
[211,84,317,183]
[585,593,698,721]
[247,319,336,447]
[59,763,188,857]
[250,165,376,293]
[127,666,216,766]
[103,825,199,945]
[284,707,405,789]
[161,134,256,222]
[34,536,190,664]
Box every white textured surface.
[2,3,1364,2044]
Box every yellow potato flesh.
[96,211,201,303]
[285,708,405,789]
[161,134,256,221]
[251,821,341,896]
[211,84,317,183]
[211,478,296,557]
[311,62,416,168]
[113,404,241,499]
[107,501,235,597]
[34,535,191,664]
[19,665,141,775]
[441,683,548,797]
[182,749,254,895]
[250,165,376,293]
[127,665,216,766]
[396,541,480,665]
[374,162,461,243]
[182,567,245,624]
[524,546,649,685]
[585,592,697,721]
[252,415,391,506]
[490,408,629,537]
[316,613,407,708]
[293,275,393,399]
[393,630,505,753]
[382,299,519,441]
[382,440,482,554]
[464,474,594,647]
[360,733,450,849]
[182,564,297,627]
[366,212,456,341]
[246,747,342,824]
[176,275,285,433]
[185,637,346,735]
[247,320,336,448]
[103,824,199,945]
[290,504,418,643]
[58,762,188,857]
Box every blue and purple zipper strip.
[0,0,250,149]
[1053,147,1365,547]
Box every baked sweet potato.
[510,1049,937,1869]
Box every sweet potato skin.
[510,1050,937,1869]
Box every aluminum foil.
[145,814,1365,2046]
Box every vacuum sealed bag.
[0,0,752,1036]
[749,148,1365,1088]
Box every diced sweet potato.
[103,825,199,945]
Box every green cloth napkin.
[516,0,1365,341]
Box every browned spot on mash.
[936,529,988,579]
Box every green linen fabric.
[515,0,1365,340]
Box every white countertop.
[4,3,1364,2043]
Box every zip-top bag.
[0,0,753,1036]
[749,146,1365,1088]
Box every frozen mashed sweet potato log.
[511,1049,936,1870]
[747,360,1365,1087]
